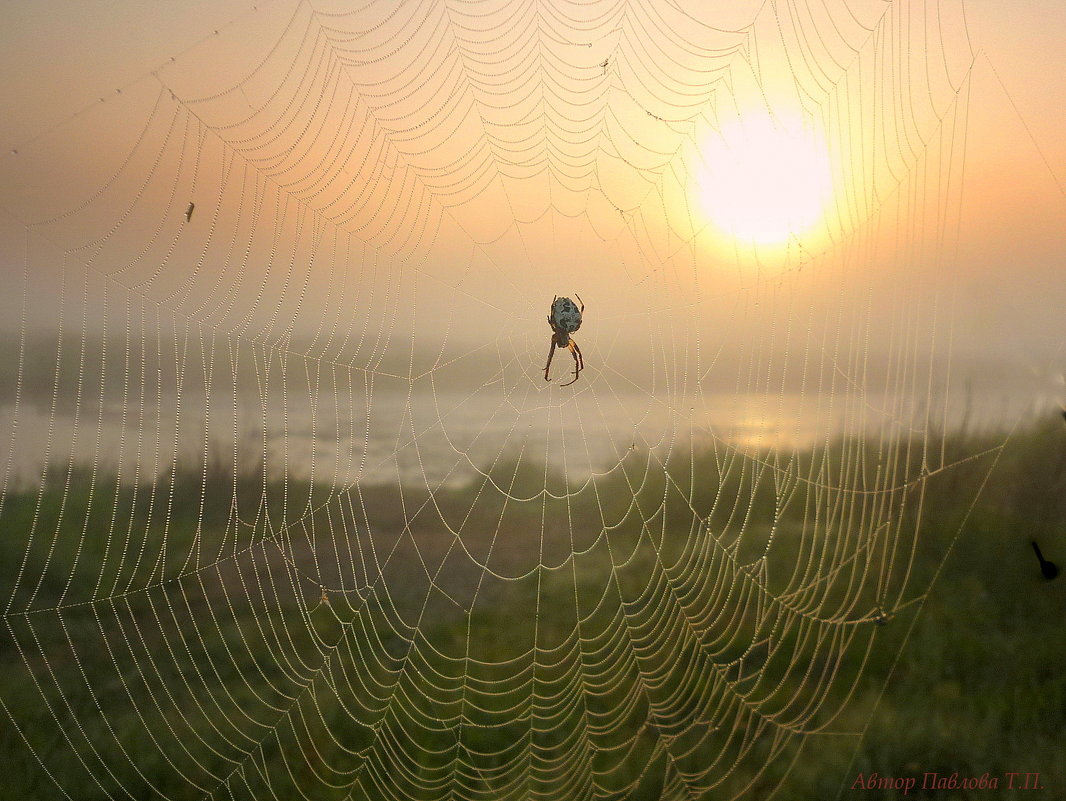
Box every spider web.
[0,0,1049,798]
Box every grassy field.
[1,418,1063,800]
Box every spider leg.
[560,339,583,386]
[574,293,584,313]
[543,339,557,381]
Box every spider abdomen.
[551,296,582,333]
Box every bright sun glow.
[698,112,833,246]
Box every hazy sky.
[2,1,1065,153]
[0,0,1063,388]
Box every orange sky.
[0,0,1063,386]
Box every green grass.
[1,419,1064,800]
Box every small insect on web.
[544,294,585,386]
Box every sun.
[697,112,833,246]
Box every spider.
[544,294,585,386]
